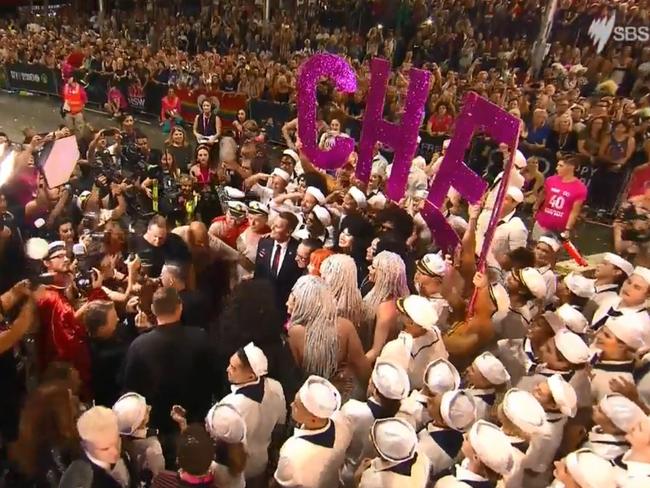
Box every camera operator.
[0,190,26,293]
[140,150,182,219]
[124,131,161,177]
[613,184,650,262]
[133,215,191,278]
[0,280,36,447]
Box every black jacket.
[121,322,213,434]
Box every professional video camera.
[617,203,650,243]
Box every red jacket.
[36,287,91,398]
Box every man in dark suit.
[121,287,213,464]
[254,211,303,316]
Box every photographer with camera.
[614,182,650,262]
[140,151,182,219]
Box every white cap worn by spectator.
[554,329,591,365]
[547,374,578,418]
[564,272,596,299]
[46,240,67,259]
[367,193,387,209]
[112,393,148,436]
[489,283,511,321]
[224,186,246,199]
[227,201,248,218]
[598,394,646,433]
[298,375,341,419]
[555,303,589,334]
[632,266,650,285]
[502,389,548,435]
[347,186,367,209]
[248,201,269,216]
[243,342,268,378]
[370,417,418,463]
[311,205,331,227]
[396,295,439,331]
[602,253,634,277]
[424,359,461,394]
[561,449,617,488]
[283,148,300,166]
[440,390,476,431]
[604,315,648,351]
[513,150,527,170]
[538,235,562,253]
[518,267,547,300]
[305,186,326,205]
[506,186,524,204]
[416,252,447,278]
[468,420,515,476]
[205,403,247,443]
[380,333,413,371]
[271,167,291,182]
[372,360,410,400]
[77,406,119,444]
[474,352,511,386]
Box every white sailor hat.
[563,272,596,299]
[305,186,326,205]
[514,149,527,169]
[502,388,548,435]
[632,266,650,285]
[370,417,418,463]
[282,148,300,165]
[489,283,511,321]
[517,267,547,300]
[416,252,447,278]
[396,295,439,331]
[547,374,577,418]
[440,390,476,431]
[271,167,291,182]
[604,315,648,351]
[473,352,510,386]
[205,403,246,443]
[243,342,268,377]
[602,253,633,276]
[46,240,67,259]
[311,205,331,227]
[468,420,515,476]
[564,449,617,488]
[506,186,524,204]
[424,359,461,395]
[538,235,562,252]
[554,329,591,364]
[298,375,341,419]
[227,200,248,217]
[112,392,148,436]
[379,333,413,371]
[248,200,269,216]
[372,359,410,400]
[368,193,387,209]
[599,394,646,433]
[224,186,246,199]
[347,186,367,209]
[556,303,589,334]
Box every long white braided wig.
[320,254,364,327]
[289,275,339,380]
[363,250,410,323]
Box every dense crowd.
[0,1,650,488]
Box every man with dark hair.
[375,205,415,243]
[295,238,322,270]
[122,287,212,463]
[56,217,75,255]
[134,215,190,277]
[254,211,302,315]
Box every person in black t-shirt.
[134,215,191,278]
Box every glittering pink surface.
[296,54,357,169]
[357,58,431,201]
[423,92,520,254]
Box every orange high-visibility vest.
[64,84,84,114]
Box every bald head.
[188,221,209,248]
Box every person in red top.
[426,101,455,136]
[208,201,249,249]
[62,76,87,136]
[34,241,103,400]
[160,87,183,134]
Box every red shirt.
[628,165,650,198]
[428,113,454,134]
[210,216,249,249]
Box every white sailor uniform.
[495,305,532,342]
[274,412,352,488]
[500,435,528,488]
[616,454,650,488]
[590,360,635,402]
[582,283,619,322]
[435,461,496,488]
[497,337,538,387]
[399,390,433,432]
[635,351,650,406]
[358,451,431,488]
[425,294,451,333]
[220,377,286,478]
[408,328,449,390]
[340,398,395,487]
[522,412,567,488]
[518,367,591,411]
[590,295,650,331]
[417,424,465,480]
[466,388,498,421]
[537,265,557,308]
[582,426,630,464]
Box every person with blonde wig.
[320,253,364,328]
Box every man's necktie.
[271,244,281,276]
[592,307,624,330]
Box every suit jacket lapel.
[278,240,296,278]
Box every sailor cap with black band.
[227,201,248,218]
[416,252,446,278]
[46,240,67,259]
[514,267,547,300]
[396,295,439,331]
[248,201,269,216]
